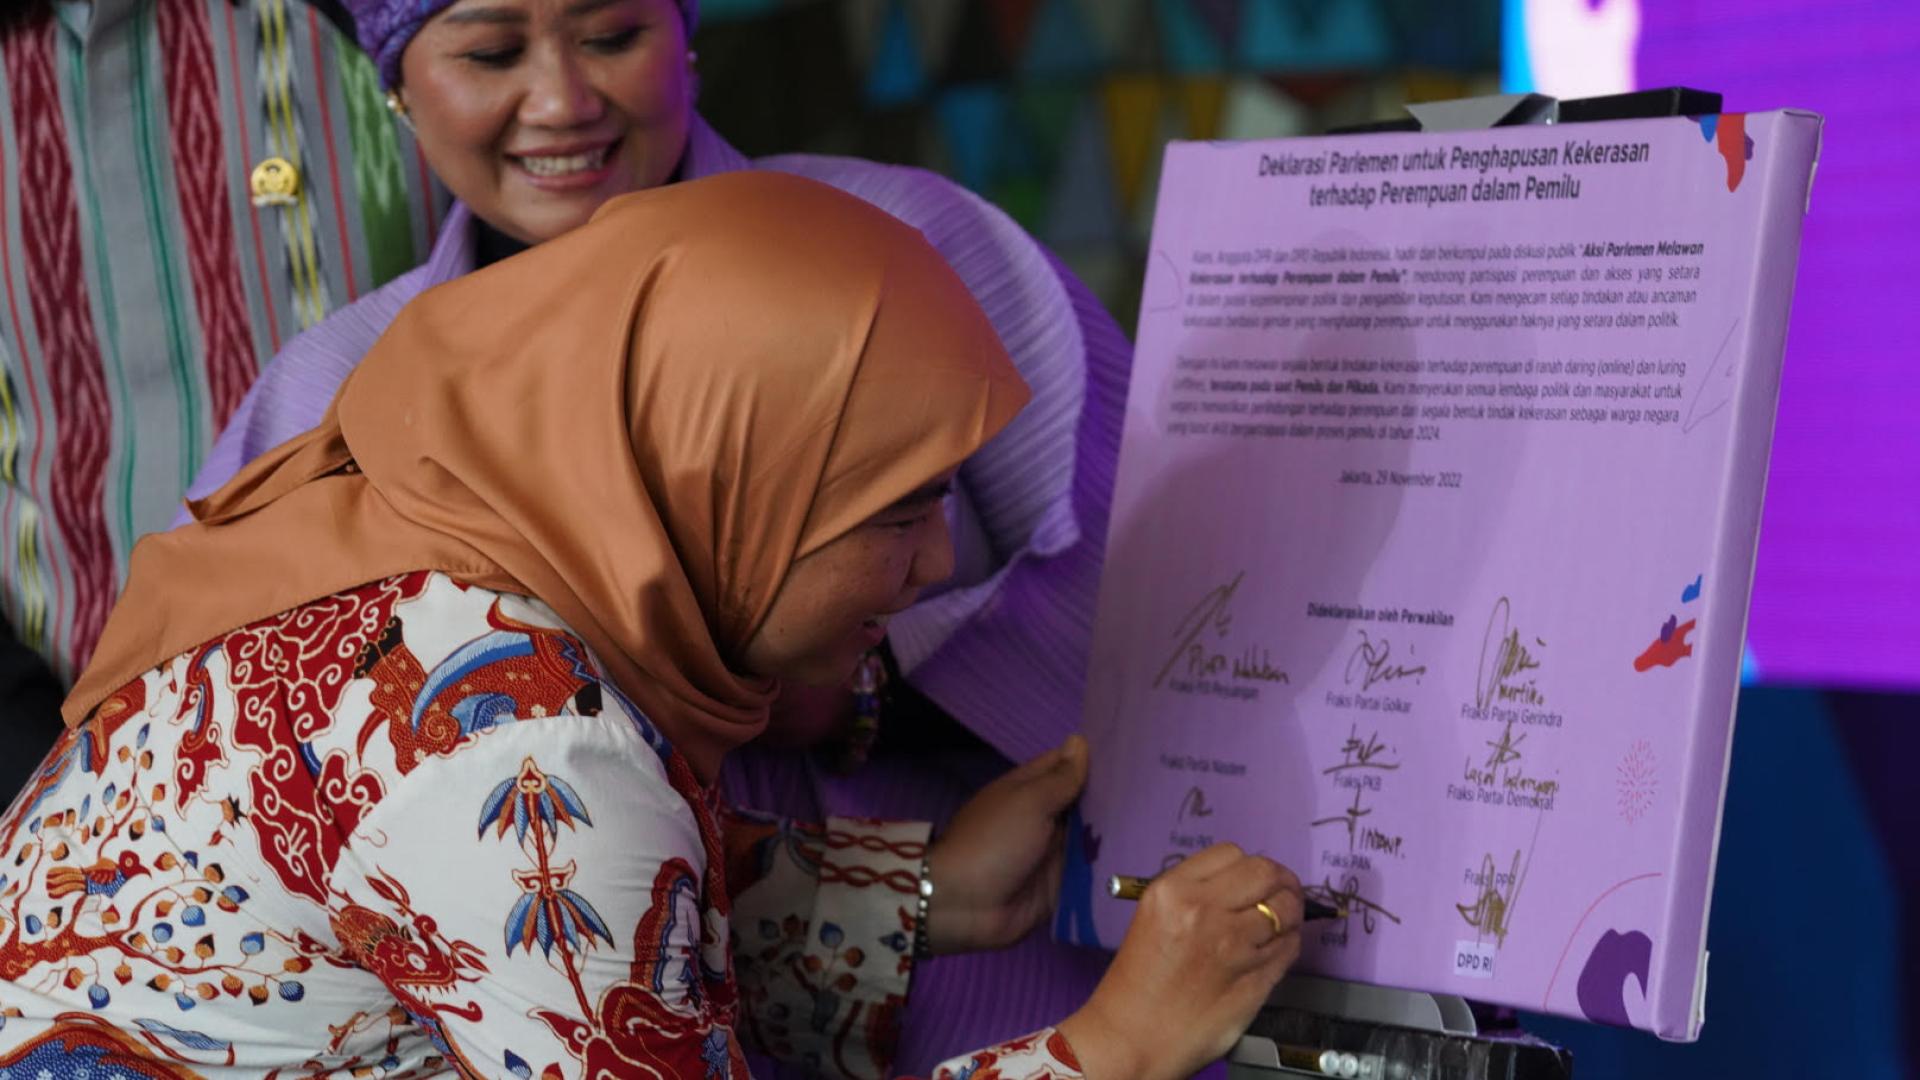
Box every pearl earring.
[385,90,415,132]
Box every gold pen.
[1108,873,1347,921]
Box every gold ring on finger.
[1254,900,1284,937]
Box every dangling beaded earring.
[830,649,886,774]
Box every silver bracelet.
[911,855,935,960]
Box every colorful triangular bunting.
[1153,0,1227,74]
[1023,0,1101,78]
[934,83,1010,194]
[864,1,928,108]
[1042,98,1120,249]
[1174,77,1228,141]
[941,0,1008,83]
[1187,0,1241,48]
[1219,76,1308,140]
[1100,75,1164,212]
[1014,83,1084,179]
[1240,0,1391,70]
[1080,0,1147,64]
[987,0,1045,61]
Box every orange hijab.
[65,171,1030,781]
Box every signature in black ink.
[1344,630,1427,692]
[1311,787,1371,850]
[1475,596,1546,710]
[1321,724,1400,775]
[1176,786,1214,823]
[1484,719,1525,770]
[1359,826,1403,858]
[1153,572,1290,689]
[1305,874,1402,935]
[1232,649,1290,684]
[1311,787,1404,857]
[1462,723,1560,802]
[1154,573,1241,688]
[1457,849,1527,947]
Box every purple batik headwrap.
[347,0,699,88]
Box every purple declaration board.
[1058,112,1821,1041]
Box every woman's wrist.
[920,839,964,955]
[1055,1006,1144,1080]
[911,849,936,960]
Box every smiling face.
[738,474,958,688]
[395,0,694,245]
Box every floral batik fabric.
[929,1028,1085,1080]
[0,572,1083,1079]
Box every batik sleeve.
[724,805,930,1079]
[328,713,751,1080]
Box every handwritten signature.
[1310,787,1371,850]
[1154,573,1240,688]
[1305,874,1402,935]
[1462,723,1561,802]
[1176,786,1214,823]
[1484,719,1525,770]
[1154,572,1290,689]
[1344,630,1427,692]
[1474,597,1546,710]
[1322,724,1400,775]
[1233,649,1290,684]
[1456,849,1527,947]
[1310,786,1403,857]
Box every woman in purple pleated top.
[180,0,1132,1074]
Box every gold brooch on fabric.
[249,157,301,208]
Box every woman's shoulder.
[315,572,652,741]
[327,575,708,868]
[255,204,479,401]
[196,264,439,482]
[185,211,480,505]
[268,264,438,384]
[754,152,1034,252]
[751,151,1096,352]
[754,152,979,208]
[173,570,668,779]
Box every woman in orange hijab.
[0,173,1303,1079]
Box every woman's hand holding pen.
[1057,843,1305,1080]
